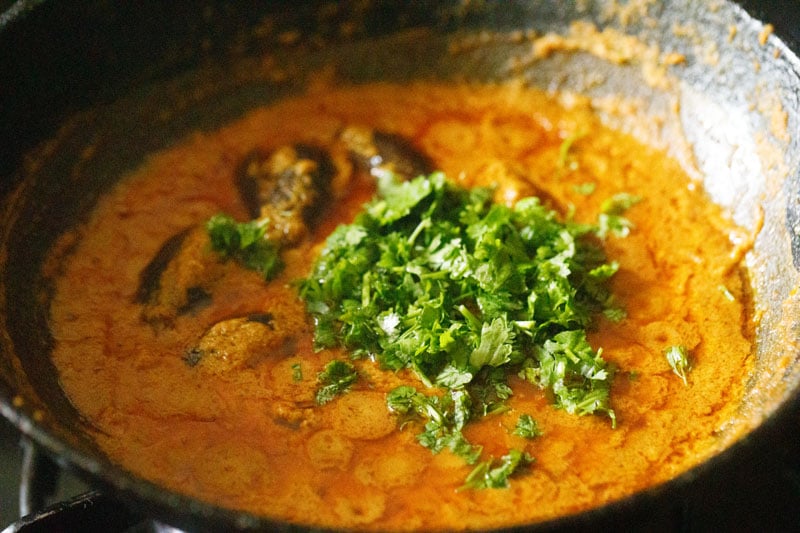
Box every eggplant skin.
[135,227,222,326]
[136,129,431,326]
[136,144,336,326]
[236,144,335,245]
[339,125,434,181]
[134,227,192,305]
[235,129,432,245]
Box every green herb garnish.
[558,130,587,171]
[573,182,597,195]
[513,414,542,439]
[206,214,282,279]
[519,329,616,426]
[597,192,641,239]
[461,449,534,490]
[301,173,619,391]
[299,172,624,486]
[665,345,691,385]
[291,363,303,382]
[387,385,482,463]
[315,360,358,405]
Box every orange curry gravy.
[48,82,753,531]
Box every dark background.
[1,418,92,527]
[1,417,27,525]
[1,0,800,530]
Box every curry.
[47,81,753,531]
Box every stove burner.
[3,437,177,533]
[3,491,155,533]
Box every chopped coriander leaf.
[601,192,642,215]
[469,316,516,369]
[301,171,624,483]
[597,192,641,239]
[557,130,587,170]
[597,213,630,239]
[387,385,482,463]
[301,173,619,389]
[665,345,691,385]
[469,367,513,417]
[291,363,303,382]
[513,414,542,439]
[573,182,597,195]
[206,214,282,279]
[603,307,628,322]
[718,284,736,301]
[461,449,534,490]
[316,360,358,405]
[520,330,616,426]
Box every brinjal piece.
[236,144,335,245]
[138,227,223,326]
[185,311,306,372]
[135,227,192,305]
[338,125,433,181]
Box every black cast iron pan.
[1,1,800,531]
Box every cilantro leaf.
[469,367,512,417]
[315,360,358,405]
[513,414,542,439]
[573,182,597,195]
[368,171,440,224]
[206,214,282,279]
[387,385,483,463]
[301,172,621,417]
[522,329,615,425]
[597,193,641,239]
[291,363,303,382]
[557,130,587,171]
[469,316,515,369]
[461,449,534,490]
[601,192,642,215]
[665,345,691,385]
[300,172,626,484]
